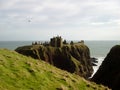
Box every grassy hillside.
[0,49,109,90]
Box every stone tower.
[50,36,63,47]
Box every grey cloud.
[0,0,120,40]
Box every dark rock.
[15,44,93,78]
[91,45,120,90]
[90,57,98,66]
[92,63,97,66]
[91,57,98,63]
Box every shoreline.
[91,57,104,77]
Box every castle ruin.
[32,36,84,47]
[50,36,63,47]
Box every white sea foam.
[91,57,105,77]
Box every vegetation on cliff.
[92,45,120,90]
[0,49,109,90]
[15,43,93,78]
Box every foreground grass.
[0,49,109,90]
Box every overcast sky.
[0,0,120,41]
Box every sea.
[0,41,120,76]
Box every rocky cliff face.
[15,44,93,78]
[91,45,120,90]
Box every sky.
[0,0,120,41]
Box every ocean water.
[85,41,120,76]
[85,41,120,57]
[0,41,120,75]
[0,41,32,50]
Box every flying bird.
[28,19,31,22]
[27,17,32,22]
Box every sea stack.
[91,45,120,90]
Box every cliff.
[0,49,109,90]
[15,43,93,78]
[91,45,120,90]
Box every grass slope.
[0,49,109,90]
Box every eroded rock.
[91,45,120,90]
[15,44,93,78]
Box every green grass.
[0,49,109,90]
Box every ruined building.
[50,36,63,47]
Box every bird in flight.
[28,19,31,22]
[27,17,32,22]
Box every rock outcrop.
[91,57,98,66]
[15,43,93,78]
[91,45,120,90]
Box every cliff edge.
[91,45,120,90]
[15,43,93,78]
